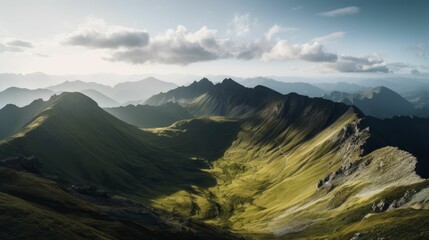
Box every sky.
[0,0,428,78]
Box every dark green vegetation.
[105,102,193,128]
[0,93,215,199]
[145,77,214,106]
[0,165,235,240]
[1,78,429,239]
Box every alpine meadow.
[1,1,429,239]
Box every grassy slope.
[1,88,429,239]
[0,93,215,201]
[0,166,236,240]
[0,99,49,140]
[104,102,193,128]
[146,94,429,239]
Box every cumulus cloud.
[0,38,34,53]
[228,14,257,37]
[318,6,360,17]
[312,32,345,44]
[262,41,337,62]
[62,18,399,74]
[64,18,149,49]
[326,53,389,73]
[265,24,296,40]
[108,25,232,65]
[6,39,33,48]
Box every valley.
[1,79,429,239]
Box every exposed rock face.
[372,189,418,212]
[69,184,112,198]
[0,156,41,174]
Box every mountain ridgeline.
[0,78,429,239]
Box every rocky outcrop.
[372,189,418,212]
[69,184,112,198]
[0,156,41,174]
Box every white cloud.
[228,14,257,37]
[6,39,33,48]
[108,25,232,65]
[265,24,296,40]
[262,41,337,62]
[291,6,303,11]
[312,32,345,44]
[318,6,360,17]
[326,53,389,73]
[0,38,34,53]
[61,18,398,74]
[63,18,149,49]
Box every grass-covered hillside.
[104,102,193,128]
[1,80,429,239]
[0,93,215,200]
[0,165,235,240]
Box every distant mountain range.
[47,77,177,104]
[240,77,326,97]
[1,78,429,238]
[105,102,192,128]
[0,87,54,108]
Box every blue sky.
[0,0,428,77]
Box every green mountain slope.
[145,78,214,106]
[142,81,429,238]
[0,93,215,200]
[0,165,235,240]
[0,99,49,140]
[105,102,193,128]
[2,81,429,239]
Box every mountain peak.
[217,78,244,90]
[49,92,99,108]
[189,78,214,89]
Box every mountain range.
[239,77,326,97]
[0,78,429,239]
[47,77,177,105]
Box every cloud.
[318,6,360,17]
[228,14,257,37]
[0,38,35,53]
[108,25,232,65]
[265,24,296,40]
[33,53,50,58]
[0,42,24,53]
[291,6,302,11]
[411,69,421,75]
[326,53,389,73]
[262,41,338,62]
[63,18,149,49]
[312,32,345,44]
[409,43,427,59]
[6,39,33,48]
[62,18,396,75]
[236,39,271,60]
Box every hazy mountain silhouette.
[323,86,415,118]
[0,87,54,108]
[240,77,326,97]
